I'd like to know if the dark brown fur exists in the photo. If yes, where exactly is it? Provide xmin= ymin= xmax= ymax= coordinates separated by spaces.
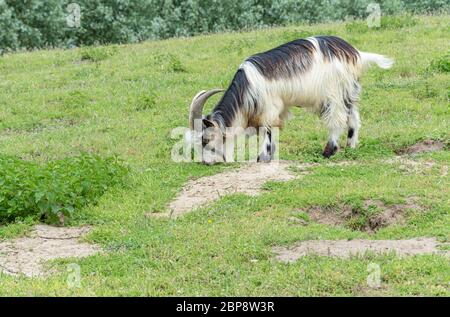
xmin=246 ymin=39 xmax=315 ymax=79
xmin=316 ymin=36 xmax=360 ymax=65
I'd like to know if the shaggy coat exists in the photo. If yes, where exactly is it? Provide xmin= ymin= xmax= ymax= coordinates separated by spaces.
xmin=197 ymin=36 xmax=393 ymax=161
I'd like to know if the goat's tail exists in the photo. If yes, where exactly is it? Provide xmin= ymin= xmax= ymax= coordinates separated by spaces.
xmin=359 ymin=51 xmax=394 ymax=70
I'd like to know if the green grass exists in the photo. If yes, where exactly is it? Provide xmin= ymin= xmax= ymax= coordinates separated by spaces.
xmin=0 ymin=15 xmax=449 ymax=296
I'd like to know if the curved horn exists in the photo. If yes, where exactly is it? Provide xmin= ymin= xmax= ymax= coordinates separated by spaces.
xmin=189 ymin=89 xmax=225 ymax=130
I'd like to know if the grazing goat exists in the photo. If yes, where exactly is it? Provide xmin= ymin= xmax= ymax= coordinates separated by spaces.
xmin=188 ymin=36 xmax=393 ymax=164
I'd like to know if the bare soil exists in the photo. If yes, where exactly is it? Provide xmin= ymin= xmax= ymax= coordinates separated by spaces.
xmin=305 ymin=205 xmax=348 ymax=226
xmin=352 ymin=284 xmax=392 ymax=297
xmin=162 ymin=161 xmax=308 ymax=218
xmin=0 ymin=225 xmax=101 ymax=277
xmin=297 ymin=198 xmax=422 ymax=233
xmin=273 ymin=238 xmax=449 ymax=262
xmin=148 ymin=160 xmax=354 ymax=218
xmin=396 ymin=139 xmax=445 ymax=155
xmin=385 ymin=156 xmax=437 ymax=174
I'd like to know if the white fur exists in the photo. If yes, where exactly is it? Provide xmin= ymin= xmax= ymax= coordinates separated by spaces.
xmin=236 ymin=38 xmax=393 ymax=148
xmin=360 ymin=52 xmax=394 ymax=70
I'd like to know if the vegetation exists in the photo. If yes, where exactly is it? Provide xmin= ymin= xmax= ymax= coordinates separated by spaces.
xmin=0 ymin=0 xmax=449 ymax=53
xmin=0 ymin=15 xmax=448 ymax=296
xmin=0 ymin=154 xmax=128 ymax=224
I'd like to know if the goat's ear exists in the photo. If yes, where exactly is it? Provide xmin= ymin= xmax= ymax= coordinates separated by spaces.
xmin=202 ymin=118 xmax=215 ymax=128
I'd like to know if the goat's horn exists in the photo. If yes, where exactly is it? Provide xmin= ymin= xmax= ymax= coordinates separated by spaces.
xmin=189 ymin=89 xmax=225 ymax=130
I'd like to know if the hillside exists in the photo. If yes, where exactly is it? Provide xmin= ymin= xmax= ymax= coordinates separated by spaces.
xmin=0 ymin=15 xmax=449 ymax=296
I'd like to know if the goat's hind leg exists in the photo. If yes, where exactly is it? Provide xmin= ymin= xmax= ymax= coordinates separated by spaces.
xmin=347 ymin=106 xmax=360 ymax=148
xmin=345 ymin=82 xmax=361 ymax=148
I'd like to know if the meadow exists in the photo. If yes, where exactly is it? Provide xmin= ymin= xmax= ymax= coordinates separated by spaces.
xmin=0 ymin=15 xmax=448 ymax=296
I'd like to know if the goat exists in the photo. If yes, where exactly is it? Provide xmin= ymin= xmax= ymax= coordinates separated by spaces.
xmin=188 ymin=36 xmax=393 ymax=164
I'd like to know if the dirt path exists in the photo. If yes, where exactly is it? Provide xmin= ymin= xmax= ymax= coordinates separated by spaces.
xmin=0 ymin=225 xmax=101 ymax=277
xmin=273 ymin=238 xmax=449 ymax=262
xmin=152 ymin=139 xmax=446 ymax=218
xmin=166 ymin=161 xmax=310 ymax=218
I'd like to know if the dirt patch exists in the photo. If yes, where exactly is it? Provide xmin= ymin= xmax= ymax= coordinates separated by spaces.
xmin=358 ymin=199 xmax=411 ymax=232
xmin=396 ymin=140 xmax=445 ymax=155
xmin=273 ymin=238 xmax=449 ymax=262
xmin=296 ymin=198 xmax=421 ymax=233
xmin=0 ymin=225 xmax=101 ymax=277
xmin=386 ymin=139 xmax=446 ymax=173
xmin=352 ymin=285 xmax=391 ymax=297
xmin=305 ymin=205 xmax=348 ymax=227
xmin=385 ymin=156 xmax=437 ymax=174
xmin=148 ymin=160 xmax=356 ymax=219
xmin=165 ymin=161 xmax=305 ymax=218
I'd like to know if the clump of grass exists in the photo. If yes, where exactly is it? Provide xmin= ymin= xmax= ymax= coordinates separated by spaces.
xmin=135 ymin=92 xmax=157 ymax=111
xmin=293 ymin=211 xmax=310 ymax=222
xmin=152 ymin=53 xmax=186 ymax=72
xmin=80 ymin=45 xmax=118 ymax=62
xmin=0 ymin=154 xmax=128 ymax=225
xmin=413 ymin=82 xmax=439 ymax=100
xmin=0 ymin=217 xmax=34 ymax=239
xmin=62 ymin=90 xmax=91 ymax=109
xmin=168 ymin=54 xmax=186 ymax=72
xmin=427 ymin=53 xmax=450 ymax=73
xmin=345 ymin=201 xmax=381 ymax=232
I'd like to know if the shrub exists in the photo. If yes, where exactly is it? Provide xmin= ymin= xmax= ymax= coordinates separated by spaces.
xmin=0 ymin=154 xmax=128 ymax=224
xmin=0 ymin=0 xmax=66 ymax=54
xmin=0 ymin=0 xmax=449 ymax=53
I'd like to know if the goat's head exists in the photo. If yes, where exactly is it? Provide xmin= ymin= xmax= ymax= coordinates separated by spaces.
xmin=189 ymin=89 xmax=225 ymax=165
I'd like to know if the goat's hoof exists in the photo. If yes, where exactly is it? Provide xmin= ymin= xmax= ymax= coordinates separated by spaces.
xmin=257 ymin=154 xmax=272 ymax=163
xmin=346 ymin=140 xmax=358 ymax=149
xmin=323 ymin=142 xmax=338 ymax=158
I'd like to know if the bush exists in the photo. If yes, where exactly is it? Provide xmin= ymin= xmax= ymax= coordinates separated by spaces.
xmin=0 ymin=0 xmax=66 ymax=54
xmin=0 ymin=154 xmax=128 ymax=224
xmin=0 ymin=0 xmax=449 ymax=53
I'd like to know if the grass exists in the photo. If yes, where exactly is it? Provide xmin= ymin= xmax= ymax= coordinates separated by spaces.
xmin=0 ymin=15 xmax=449 ymax=296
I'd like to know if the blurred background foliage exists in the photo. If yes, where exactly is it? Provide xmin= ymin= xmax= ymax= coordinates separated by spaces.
xmin=0 ymin=0 xmax=449 ymax=53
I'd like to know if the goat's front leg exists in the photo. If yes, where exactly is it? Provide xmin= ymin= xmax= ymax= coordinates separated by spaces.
xmin=321 ymin=100 xmax=347 ymax=158
xmin=323 ymin=125 xmax=344 ymax=158
xmin=257 ymin=127 xmax=274 ymax=163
